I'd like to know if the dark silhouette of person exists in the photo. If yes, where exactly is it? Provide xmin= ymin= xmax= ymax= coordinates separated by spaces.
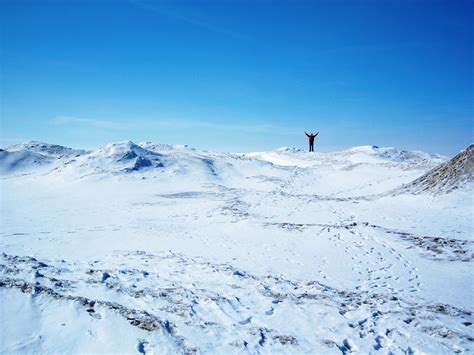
xmin=305 ymin=131 xmax=319 ymax=152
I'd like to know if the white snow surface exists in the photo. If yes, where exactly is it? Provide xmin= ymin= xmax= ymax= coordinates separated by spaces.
xmin=0 ymin=141 xmax=472 ymax=354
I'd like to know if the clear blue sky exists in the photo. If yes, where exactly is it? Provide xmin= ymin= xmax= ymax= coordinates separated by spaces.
xmin=1 ymin=0 xmax=472 ymax=155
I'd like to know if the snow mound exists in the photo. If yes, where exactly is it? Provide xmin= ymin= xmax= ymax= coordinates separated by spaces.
xmin=274 ymin=146 xmax=306 ymax=153
xmin=346 ymin=145 xmax=382 ymax=153
xmin=139 ymin=142 xmax=179 ymax=151
xmin=0 ymin=149 xmax=53 ymax=174
xmin=0 ymin=141 xmax=87 ymax=175
xmin=341 ymin=145 xmax=444 ymax=163
xmin=245 ymin=145 xmax=444 ymax=169
xmin=138 ymin=142 xmax=192 ymax=153
xmin=5 ymin=140 xmax=87 ymax=158
xmin=9 ymin=140 xmax=222 ymax=179
xmin=90 ymin=141 xmax=150 ymax=160
xmin=0 ymin=140 xmax=447 ymax=184
xmin=77 ymin=141 xmax=164 ymax=174
xmin=324 ymin=146 xmax=445 ymax=171
xmin=395 ymin=144 xmax=474 ymax=194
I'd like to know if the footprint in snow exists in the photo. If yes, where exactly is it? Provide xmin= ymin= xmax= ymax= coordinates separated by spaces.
xmin=265 ymin=308 xmax=274 ymax=316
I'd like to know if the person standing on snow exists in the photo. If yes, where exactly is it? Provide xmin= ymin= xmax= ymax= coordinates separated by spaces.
xmin=305 ymin=131 xmax=319 ymax=152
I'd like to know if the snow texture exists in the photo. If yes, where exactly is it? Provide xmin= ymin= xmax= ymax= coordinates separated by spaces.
xmin=394 ymin=144 xmax=474 ymax=195
xmin=0 ymin=141 xmax=472 ymax=354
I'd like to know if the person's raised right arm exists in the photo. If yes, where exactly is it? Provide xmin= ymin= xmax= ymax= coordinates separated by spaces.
xmin=305 ymin=132 xmax=310 ymax=137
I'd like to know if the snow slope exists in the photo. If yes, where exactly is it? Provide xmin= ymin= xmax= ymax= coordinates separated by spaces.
xmin=0 ymin=141 xmax=472 ymax=354
xmin=394 ymin=144 xmax=474 ymax=195
xmin=0 ymin=141 xmax=87 ymax=176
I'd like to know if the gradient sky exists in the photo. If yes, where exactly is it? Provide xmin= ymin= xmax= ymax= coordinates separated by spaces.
xmin=1 ymin=0 xmax=472 ymax=154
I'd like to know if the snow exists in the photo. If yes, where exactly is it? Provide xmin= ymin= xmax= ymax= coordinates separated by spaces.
xmin=5 ymin=140 xmax=87 ymax=158
xmin=394 ymin=144 xmax=474 ymax=195
xmin=0 ymin=141 xmax=472 ymax=354
xmin=0 ymin=150 xmax=53 ymax=175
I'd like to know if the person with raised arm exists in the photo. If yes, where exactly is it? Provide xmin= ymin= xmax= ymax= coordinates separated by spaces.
xmin=305 ymin=131 xmax=319 ymax=152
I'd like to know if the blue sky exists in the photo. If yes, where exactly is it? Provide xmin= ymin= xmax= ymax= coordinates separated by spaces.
xmin=1 ymin=0 xmax=472 ymax=154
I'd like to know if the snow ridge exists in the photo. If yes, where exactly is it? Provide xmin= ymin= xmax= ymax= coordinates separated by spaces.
xmin=395 ymin=144 xmax=474 ymax=195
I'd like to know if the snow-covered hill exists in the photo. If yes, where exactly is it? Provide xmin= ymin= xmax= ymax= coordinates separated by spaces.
xmin=5 ymin=140 xmax=87 ymax=158
xmin=0 ymin=149 xmax=54 ymax=174
xmin=246 ymin=145 xmax=444 ymax=169
xmin=394 ymin=144 xmax=474 ymax=195
xmin=0 ymin=141 xmax=472 ymax=353
xmin=64 ymin=140 xmax=166 ymax=175
xmin=1 ymin=141 xmax=447 ymax=190
xmin=0 ymin=141 xmax=87 ymax=175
